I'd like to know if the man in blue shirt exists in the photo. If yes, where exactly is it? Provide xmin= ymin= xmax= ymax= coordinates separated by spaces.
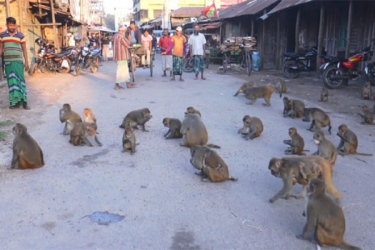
xmin=126 ymin=21 xmax=141 ymax=45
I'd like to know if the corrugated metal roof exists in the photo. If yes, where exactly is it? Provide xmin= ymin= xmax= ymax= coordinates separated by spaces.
xmin=170 ymin=7 xmax=204 ymax=18
xmin=268 ymin=0 xmax=315 ymax=14
xmin=218 ymin=0 xmax=280 ymax=19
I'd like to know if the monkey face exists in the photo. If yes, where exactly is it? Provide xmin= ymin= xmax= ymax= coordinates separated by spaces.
xmin=12 ymin=123 xmax=27 ymax=135
xmin=268 ymin=158 xmax=281 ymax=177
xmin=287 ymin=100 xmax=293 ymax=108
xmin=307 ymin=179 xmax=326 ymax=196
xmin=288 ymin=128 xmax=296 ymax=137
xmin=162 ymin=118 xmax=169 ymax=127
xmin=125 ymin=127 xmax=133 ymax=137
xmin=63 ymin=104 xmax=71 ymax=111
xmin=143 ymin=111 xmax=152 ymax=121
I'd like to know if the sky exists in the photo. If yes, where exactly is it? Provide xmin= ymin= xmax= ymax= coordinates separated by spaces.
xmin=104 ymin=0 xmax=132 ymax=15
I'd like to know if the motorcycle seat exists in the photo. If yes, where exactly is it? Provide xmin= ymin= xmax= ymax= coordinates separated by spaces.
xmin=284 ymin=52 xmax=304 ymax=59
xmin=53 ymin=50 xmax=71 ymax=58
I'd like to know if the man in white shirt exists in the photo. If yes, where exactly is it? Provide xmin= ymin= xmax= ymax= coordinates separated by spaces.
xmin=141 ymin=30 xmax=152 ymax=68
xmin=188 ymin=24 xmax=207 ymax=80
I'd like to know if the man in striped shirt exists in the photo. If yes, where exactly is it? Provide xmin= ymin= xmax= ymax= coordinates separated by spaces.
xmin=0 ymin=17 xmax=30 ymax=109
xmin=113 ymin=25 xmax=136 ymax=90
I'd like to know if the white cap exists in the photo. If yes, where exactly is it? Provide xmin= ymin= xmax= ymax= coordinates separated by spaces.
xmin=176 ymin=26 xmax=182 ymax=31
xmin=67 ymin=33 xmax=72 ymax=36
xmin=119 ymin=25 xmax=126 ymax=31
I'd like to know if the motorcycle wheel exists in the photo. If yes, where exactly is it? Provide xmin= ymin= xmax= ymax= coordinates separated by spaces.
xmin=29 ymin=63 xmax=38 ymax=76
xmin=90 ymin=65 xmax=98 ymax=73
xmin=366 ymin=66 xmax=375 ymax=86
xmin=74 ymin=64 xmax=81 ymax=76
xmin=183 ymin=58 xmax=194 ymax=73
xmin=323 ymin=65 xmax=345 ymax=89
xmin=282 ymin=61 xmax=300 ymax=78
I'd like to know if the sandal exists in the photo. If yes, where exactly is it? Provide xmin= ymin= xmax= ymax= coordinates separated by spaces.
xmin=9 ymin=103 xmax=20 ymax=109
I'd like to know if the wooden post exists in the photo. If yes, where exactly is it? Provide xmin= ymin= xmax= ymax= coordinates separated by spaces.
xmin=276 ymin=13 xmax=280 ymax=69
xmin=5 ymin=0 xmax=11 ymax=18
xmin=316 ymin=3 xmax=325 ymax=74
xmin=19 ymin=0 xmax=23 ymax=32
xmin=345 ymin=0 xmax=353 ymax=58
xmin=251 ymin=17 xmax=254 ymax=36
xmin=295 ymin=7 xmax=300 ymax=53
xmin=50 ymin=0 xmax=59 ymax=52
xmin=261 ymin=10 xmax=266 ymax=70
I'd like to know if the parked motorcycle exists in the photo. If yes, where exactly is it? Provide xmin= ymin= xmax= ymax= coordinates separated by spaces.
xmin=29 ymin=38 xmax=73 ymax=76
xmin=73 ymin=45 xmax=101 ymax=76
xmin=322 ymin=46 xmax=373 ymax=89
xmin=365 ymin=61 xmax=375 ymax=85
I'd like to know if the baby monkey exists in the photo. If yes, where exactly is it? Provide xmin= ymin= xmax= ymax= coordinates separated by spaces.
xmin=122 ymin=126 xmax=136 ymax=155
xmin=163 ymin=118 xmax=183 ymax=139
xmin=283 ymin=127 xmax=306 ymax=155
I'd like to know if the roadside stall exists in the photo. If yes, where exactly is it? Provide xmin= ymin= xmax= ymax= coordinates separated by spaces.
xmin=88 ymin=26 xmax=116 ymax=59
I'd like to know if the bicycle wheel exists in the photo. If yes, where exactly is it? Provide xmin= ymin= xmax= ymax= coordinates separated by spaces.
xmin=222 ymin=54 xmax=228 ymax=73
xmin=246 ymin=52 xmax=252 ymax=76
xmin=130 ymin=58 xmax=136 ymax=83
xmin=150 ymin=56 xmax=153 ymax=77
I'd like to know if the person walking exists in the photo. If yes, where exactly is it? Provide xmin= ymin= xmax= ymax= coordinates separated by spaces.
xmin=162 ymin=26 xmax=186 ymax=81
xmin=141 ymin=30 xmax=152 ymax=69
xmin=101 ymin=33 xmax=110 ymax=62
xmin=188 ymin=24 xmax=207 ymax=80
xmin=0 ymin=17 xmax=30 ymax=110
xmin=158 ymin=29 xmax=172 ymax=77
xmin=112 ymin=25 xmax=135 ymax=90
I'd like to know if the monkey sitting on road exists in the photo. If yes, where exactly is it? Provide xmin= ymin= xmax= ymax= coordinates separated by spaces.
xmin=190 ymin=145 xmax=237 ymax=182
xmin=284 ymin=99 xmax=305 ymax=118
xmin=275 ymin=78 xmax=287 ymax=98
xmin=238 ymin=115 xmax=263 ymax=140
xmin=283 ymin=127 xmax=306 ymax=155
xmin=336 ymin=124 xmax=372 ymax=156
xmin=185 ymin=107 xmax=201 ymax=117
xmin=283 ymin=97 xmax=291 ymax=115
xmin=296 ymin=178 xmax=362 ymax=250
xmin=180 ymin=114 xmax=220 ymax=148
xmin=119 ymin=108 xmax=152 ymax=132
xmin=122 ymin=126 xmax=136 ymax=155
xmin=70 ymin=122 xmax=102 ymax=147
xmin=302 ymin=108 xmax=332 ymax=134
xmin=244 ymin=85 xmax=275 ymax=106
xmin=11 ymin=123 xmax=44 ymax=169
xmin=163 ymin=118 xmax=183 ymax=139
xmin=319 ymin=87 xmax=329 ymax=102
xmin=233 ymin=81 xmax=255 ymax=96
xmin=59 ymin=103 xmax=82 ymax=135
xmin=362 ymin=81 xmax=372 ymax=100
xmin=312 ymin=130 xmax=337 ymax=166
xmin=268 ymin=156 xmax=341 ymax=203
xmin=83 ymin=108 xmax=97 ymax=123
xmin=357 ymin=105 xmax=374 ymax=125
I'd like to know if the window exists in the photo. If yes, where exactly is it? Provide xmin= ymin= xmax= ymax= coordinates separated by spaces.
xmin=154 ymin=9 xmax=162 ymax=18
xmin=140 ymin=10 xmax=148 ymax=19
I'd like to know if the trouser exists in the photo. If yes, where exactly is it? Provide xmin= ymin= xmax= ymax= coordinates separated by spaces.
xmin=102 ymin=44 xmax=109 ymax=61
xmin=141 ymin=50 xmax=150 ymax=66
xmin=193 ymin=55 xmax=205 ymax=75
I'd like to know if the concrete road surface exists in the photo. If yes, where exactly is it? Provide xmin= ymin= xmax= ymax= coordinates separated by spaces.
xmin=0 ymin=57 xmax=374 ymax=250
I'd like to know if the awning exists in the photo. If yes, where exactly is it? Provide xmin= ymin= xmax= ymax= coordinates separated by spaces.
xmin=218 ymin=0 xmax=280 ymax=20
xmin=88 ymin=26 xmax=116 ymax=33
xmin=267 ymin=0 xmax=315 ymax=15
xmin=201 ymin=22 xmax=223 ymax=30
xmin=150 ymin=17 xmax=162 ymax=24
xmin=170 ymin=7 xmax=204 ymax=18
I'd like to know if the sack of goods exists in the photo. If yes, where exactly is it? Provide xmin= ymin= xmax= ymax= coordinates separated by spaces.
xmin=220 ymin=36 xmax=257 ymax=52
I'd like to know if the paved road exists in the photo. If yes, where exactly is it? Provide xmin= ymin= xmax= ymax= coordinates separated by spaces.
xmin=0 ymin=58 xmax=374 ymax=249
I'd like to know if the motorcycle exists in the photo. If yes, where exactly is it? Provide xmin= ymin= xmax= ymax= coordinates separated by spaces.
xmin=365 ymin=61 xmax=375 ymax=86
xmin=282 ymin=47 xmax=326 ymax=78
xmin=322 ymin=46 xmax=373 ymax=89
xmin=30 ymin=38 xmax=73 ymax=76
xmin=73 ymin=46 xmax=101 ymax=76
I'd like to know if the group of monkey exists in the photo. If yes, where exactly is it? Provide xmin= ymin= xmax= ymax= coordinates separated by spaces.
xmin=8 ymin=77 xmax=374 ymax=249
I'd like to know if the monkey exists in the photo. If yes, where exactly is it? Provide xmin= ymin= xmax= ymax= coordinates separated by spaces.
xmin=119 ymin=108 xmax=152 ymax=132
xmin=283 ymin=97 xmax=291 ymax=115
xmin=185 ymin=107 xmax=201 ymax=117
xmin=275 ymin=78 xmax=287 ymax=98
xmin=296 ymin=178 xmax=362 ymax=250
xmin=238 ymin=115 xmax=263 ymax=140
xmin=162 ymin=118 xmax=183 ymax=139
xmin=83 ymin=108 xmax=96 ymax=123
xmin=283 ymin=127 xmax=306 ymax=155
xmin=11 ymin=123 xmax=44 ymax=169
xmin=122 ymin=126 xmax=136 ymax=155
xmin=190 ymin=145 xmax=237 ymax=182
xmin=233 ymin=81 xmax=255 ymax=96
xmin=180 ymin=114 xmax=220 ymax=148
xmin=312 ymin=130 xmax=337 ymax=166
xmin=336 ymin=124 xmax=372 ymax=156
xmin=319 ymin=87 xmax=329 ymax=102
xmin=357 ymin=105 xmax=374 ymax=125
xmin=302 ymin=108 xmax=332 ymax=134
xmin=268 ymin=156 xmax=342 ymax=203
xmin=362 ymin=81 xmax=372 ymax=100
xmin=244 ymin=85 xmax=275 ymax=106
xmin=59 ymin=103 xmax=82 ymax=135
xmin=69 ymin=122 xmax=102 ymax=147
xmin=284 ymin=99 xmax=305 ymax=118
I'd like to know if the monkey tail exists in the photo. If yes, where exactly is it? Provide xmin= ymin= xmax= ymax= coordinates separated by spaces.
xmin=206 ymin=144 xmax=221 ymax=149
xmin=339 ymin=241 xmax=362 ymax=250
xmin=228 ymin=176 xmax=238 ymax=181
xmin=322 ymin=161 xmax=343 ymax=201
